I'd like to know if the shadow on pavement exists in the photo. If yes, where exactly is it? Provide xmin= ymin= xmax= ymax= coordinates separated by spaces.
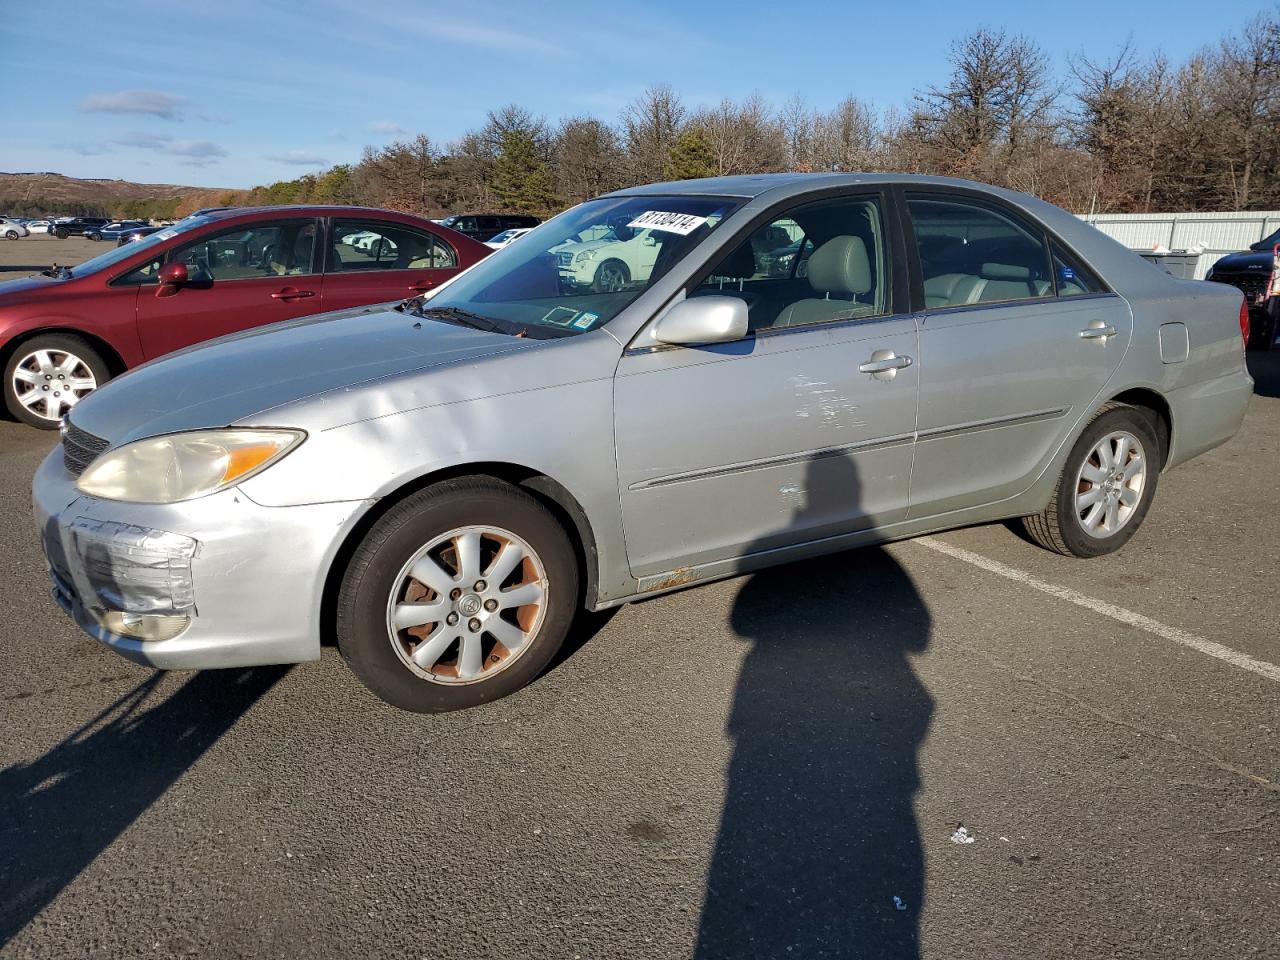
xmin=697 ymin=455 xmax=933 ymax=959
xmin=0 ymin=666 xmax=289 ymax=947
xmin=1246 ymin=350 xmax=1280 ymax=399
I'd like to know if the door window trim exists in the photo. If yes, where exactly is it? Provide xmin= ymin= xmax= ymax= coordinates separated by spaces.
xmin=896 ymin=184 xmax=1114 ymax=315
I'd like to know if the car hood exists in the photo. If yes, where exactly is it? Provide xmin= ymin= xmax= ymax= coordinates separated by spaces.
xmin=1212 ymin=250 xmax=1274 ymax=273
xmin=69 ymin=304 xmax=539 ymax=445
xmin=0 ymin=275 xmax=61 ymax=301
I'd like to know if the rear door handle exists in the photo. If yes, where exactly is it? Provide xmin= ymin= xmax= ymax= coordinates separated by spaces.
xmin=859 ymin=351 xmax=913 ymax=380
xmin=1079 ymin=322 xmax=1117 ymax=340
xmin=271 ymin=288 xmax=315 ymax=301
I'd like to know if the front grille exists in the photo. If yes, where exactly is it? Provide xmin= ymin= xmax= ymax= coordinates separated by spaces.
xmin=62 ymin=420 xmax=109 ymax=478
xmin=557 ymin=251 xmax=574 ymax=268
xmin=1209 ymin=271 xmax=1271 ymax=304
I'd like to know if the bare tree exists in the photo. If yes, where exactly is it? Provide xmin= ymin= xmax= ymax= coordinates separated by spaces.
xmin=622 ymin=85 xmax=686 ymax=183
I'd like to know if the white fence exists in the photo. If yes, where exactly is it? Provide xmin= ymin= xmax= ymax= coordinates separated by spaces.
xmin=1077 ymin=211 xmax=1280 ymax=280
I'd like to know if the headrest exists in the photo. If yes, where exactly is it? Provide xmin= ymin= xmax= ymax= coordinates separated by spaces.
xmin=981 ymin=262 xmax=1031 ymax=281
xmin=716 ymin=242 xmax=758 ymax=279
xmin=808 ymin=236 xmax=871 ymax=295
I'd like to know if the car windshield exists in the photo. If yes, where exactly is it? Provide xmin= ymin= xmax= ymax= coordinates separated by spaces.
xmin=420 ymin=194 xmax=739 ymax=336
xmin=63 ymin=215 xmax=213 ymax=278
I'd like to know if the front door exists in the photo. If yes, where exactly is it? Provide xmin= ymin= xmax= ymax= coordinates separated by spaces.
xmin=135 ymin=218 xmax=321 ymax=359
xmin=324 ymin=219 xmax=460 ymax=310
xmin=902 ymin=192 xmax=1134 ymax=517
xmin=614 ymin=191 xmax=919 ymax=580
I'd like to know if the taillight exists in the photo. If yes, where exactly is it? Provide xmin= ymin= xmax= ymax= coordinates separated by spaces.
xmin=1239 ymin=297 xmax=1250 ymax=348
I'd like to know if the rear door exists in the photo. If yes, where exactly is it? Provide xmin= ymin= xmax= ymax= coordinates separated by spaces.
xmin=134 ymin=218 xmax=321 ymax=359
xmin=323 ymin=219 xmax=459 ymax=310
xmin=903 ymin=190 xmax=1133 ymax=517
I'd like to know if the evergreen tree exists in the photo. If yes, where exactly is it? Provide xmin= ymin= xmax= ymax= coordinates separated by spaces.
xmin=493 ymin=130 xmax=558 ymax=213
xmin=663 ymin=126 xmax=716 ymax=180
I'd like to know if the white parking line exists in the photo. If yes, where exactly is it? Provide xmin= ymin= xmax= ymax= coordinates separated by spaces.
xmin=916 ymin=537 xmax=1280 ymax=684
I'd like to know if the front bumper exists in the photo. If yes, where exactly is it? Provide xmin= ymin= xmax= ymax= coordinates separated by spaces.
xmin=32 ymin=446 xmax=371 ymax=669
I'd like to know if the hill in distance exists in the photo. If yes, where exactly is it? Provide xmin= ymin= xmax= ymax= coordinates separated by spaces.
xmin=0 ymin=172 xmax=238 ymax=219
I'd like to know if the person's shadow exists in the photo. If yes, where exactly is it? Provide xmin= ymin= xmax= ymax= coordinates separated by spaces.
xmin=0 ymin=666 xmax=289 ymax=947
xmin=697 ymin=454 xmax=933 ymax=959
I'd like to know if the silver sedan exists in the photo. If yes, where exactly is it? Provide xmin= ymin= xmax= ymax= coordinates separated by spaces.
xmin=33 ymin=174 xmax=1253 ymax=712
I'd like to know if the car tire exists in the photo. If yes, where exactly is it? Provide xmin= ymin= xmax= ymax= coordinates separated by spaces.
xmin=1021 ymin=402 xmax=1160 ymax=558
xmin=592 ymin=259 xmax=630 ymax=293
xmin=3 ymin=333 xmax=110 ymax=429
xmin=3 ymin=230 xmax=17 ymax=240
xmin=1249 ymin=310 xmax=1277 ymax=351
xmin=53 ymin=228 xmax=68 ymax=239
xmin=336 ymin=477 xmax=579 ymax=712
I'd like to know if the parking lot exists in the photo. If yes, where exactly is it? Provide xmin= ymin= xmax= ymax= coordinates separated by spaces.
xmin=0 ymin=235 xmax=103 ymax=282
xmin=1 ymin=229 xmax=1278 ymax=956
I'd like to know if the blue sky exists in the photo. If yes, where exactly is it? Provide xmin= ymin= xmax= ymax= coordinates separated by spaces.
xmin=0 ymin=0 xmax=1269 ymax=189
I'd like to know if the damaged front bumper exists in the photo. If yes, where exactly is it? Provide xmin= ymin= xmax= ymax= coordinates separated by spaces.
xmin=32 ymin=445 xmax=370 ymax=669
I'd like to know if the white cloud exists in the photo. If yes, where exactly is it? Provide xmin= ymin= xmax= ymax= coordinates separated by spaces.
xmin=168 ymin=139 xmax=228 ymax=166
xmin=80 ymin=90 xmax=188 ymax=120
xmin=368 ymin=120 xmax=404 ymax=135
xmin=265 ymin=150 xmax=328 ymax=166
xmin=114 ymin=132 xmax=174 ymax=148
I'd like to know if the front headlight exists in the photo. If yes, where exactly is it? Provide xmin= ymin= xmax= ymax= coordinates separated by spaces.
xmin=76 ymin=428 xmax=305 ymax=503
xmin=575 ymin=249 xmax=598 ymax=263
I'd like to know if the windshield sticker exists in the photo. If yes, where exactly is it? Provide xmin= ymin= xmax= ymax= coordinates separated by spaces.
xmin=541 ymin=306 xmax=580 ymax=327
xmin=573 ymin=312 xmax=599 ymax=330
xmin=156 ymin=229 xmax=178 ymax=241
xmin=627 ymin=211 xmax=707 ymax=235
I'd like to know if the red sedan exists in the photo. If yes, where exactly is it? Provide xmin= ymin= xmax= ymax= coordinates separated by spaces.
xmin=0 ymin=206 xmax=491 ymax=428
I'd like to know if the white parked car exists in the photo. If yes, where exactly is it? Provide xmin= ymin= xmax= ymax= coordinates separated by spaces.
xmin=0 ymin=218 xmax=30 ymax=240
xmin=485 ymin=227 xmax=533 ymax=249
xmin=553 ymin=222 xmax=662 ymax=292
xmin=24 ymin=220 xmax=52 ymax=234
xmin=342 ymin=230 xmax=380 ymax=249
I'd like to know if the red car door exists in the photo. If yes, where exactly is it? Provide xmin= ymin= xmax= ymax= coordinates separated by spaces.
xmin=134 ymin=218 xmax=321 ymax=359
xmin=322 ymin=218 xmax=460 ymax=311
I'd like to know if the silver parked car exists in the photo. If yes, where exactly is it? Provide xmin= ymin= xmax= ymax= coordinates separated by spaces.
xmin=33 ymin=174 xmax=1253 ymax=712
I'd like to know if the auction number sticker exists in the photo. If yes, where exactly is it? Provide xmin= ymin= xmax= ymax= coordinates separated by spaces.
xmin=627 ymin=211 xmax=707 ymax=235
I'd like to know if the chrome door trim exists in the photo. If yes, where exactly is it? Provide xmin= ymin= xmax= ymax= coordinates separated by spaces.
xmin=915 ymin=407 xmax=1069 ymax=442
xmin=629 ymin=432 xmax=916 ymax=490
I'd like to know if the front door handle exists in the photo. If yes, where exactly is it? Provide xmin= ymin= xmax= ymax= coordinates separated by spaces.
xmin=859 ymin=350 xmax=913 ymax=381
xmin=408 ymin=280 xmax=437 ymax=293
xmin=271 ymin=288 xmax=315 ymax=301
xmin=1079 ymin=321 xmax=1117 ymax=340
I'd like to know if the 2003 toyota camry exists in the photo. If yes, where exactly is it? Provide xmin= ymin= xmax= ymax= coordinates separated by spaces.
xmin=33 ymin=174 xmax=1253 ymax=712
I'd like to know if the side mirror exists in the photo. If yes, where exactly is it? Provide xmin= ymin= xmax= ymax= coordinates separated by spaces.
xmin=156 ymin=262 xmax=189 ymax=298
xmin=652 ymin=296 xmax=748 ymax=346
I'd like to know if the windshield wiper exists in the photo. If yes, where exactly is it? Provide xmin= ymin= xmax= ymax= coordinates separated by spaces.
xmin=40 ymin=265 xmax=73 ymax=279
xmin=418 ymin=305 xmax=501 ymax=333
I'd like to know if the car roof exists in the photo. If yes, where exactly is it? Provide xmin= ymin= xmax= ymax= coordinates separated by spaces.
xmin=199 ymin=205 xmax=438 ymax=222
xmin=603 ymin=172 xmax=1033 ymax=201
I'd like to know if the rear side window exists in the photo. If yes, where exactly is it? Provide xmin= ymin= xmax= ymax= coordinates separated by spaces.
xmin=907 ymin=195 xmax=1053 ymax=308
xmin=331 ymin=220 xmax=457 ymax=271
xmin=1050 ymin=240 xmax=1104 ymax=296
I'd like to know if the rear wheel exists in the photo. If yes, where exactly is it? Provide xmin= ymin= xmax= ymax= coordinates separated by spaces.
xmin=3 ymin=230 xmax=17 ymax=240
xmin=336 ymin=477 xmax=579 ymax=712
xmin=1021 ymin=403 xmax=1160 ymax=557
xmin=53 ymin=228 xmax=68 ymax=239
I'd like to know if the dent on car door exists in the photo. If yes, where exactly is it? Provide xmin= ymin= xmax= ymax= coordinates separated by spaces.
xmin=614 ymin=192 xmax=918 ymax=582
xmin=904 ymin=193 xmax=1133 ymax=517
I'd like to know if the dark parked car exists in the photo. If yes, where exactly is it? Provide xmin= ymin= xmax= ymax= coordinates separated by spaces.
xmin=438 ymin=213 xmax=540 ymax=243
xmin=51 ymin=217 xmax=110 ymax=239
xmin=1 ymin=206 xmax=491 ymax=427
xmin=1207 ymin=228 xmax=1279 ymax=350
xmin=86 ymin=220 xmax=148 ymax=242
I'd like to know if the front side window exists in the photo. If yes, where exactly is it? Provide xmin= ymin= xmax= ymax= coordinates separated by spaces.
xmin=908 ymin=195 xmax=1053 ymax=308
xmin=417 ymin=194 xmax=740 ymax=337
xmin=693 ymin=196 xmax=889 ymax=332
xmin=170 ymin=220 xmax=317 ymax=281
xmin=331 ymin=220 xmax=456 ymax=272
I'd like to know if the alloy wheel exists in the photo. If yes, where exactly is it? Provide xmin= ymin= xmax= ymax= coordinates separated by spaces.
xmin=1074 ymin=430 xmax=1147 ymax=538
xmin=10 ymin=348 xmax=98 ymax=422
xmin=385 ymin=525 xmax=548 ymax=684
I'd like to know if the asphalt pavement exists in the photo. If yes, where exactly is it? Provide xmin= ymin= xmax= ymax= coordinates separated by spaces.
xmin=1 ymin=353 xmax=1277 ymax=959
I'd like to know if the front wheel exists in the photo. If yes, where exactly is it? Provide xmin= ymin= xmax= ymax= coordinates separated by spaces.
xmin=3 ymin=333 xmax=109 ymax=429
xmin=3 ymin=230 xmax=17 ymax=240
xmin=592 ymin=259 xmax=630 ymax=293
xmin=1249 ymin=309 xmax=1277 ymax=352
xmin=1021 ymin=403 xmax=1160 ymax=557
xmin=336 ymin=477 xmax=579 ymax=712
xmin=53 ymin=228 xmax=68 ymax=239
